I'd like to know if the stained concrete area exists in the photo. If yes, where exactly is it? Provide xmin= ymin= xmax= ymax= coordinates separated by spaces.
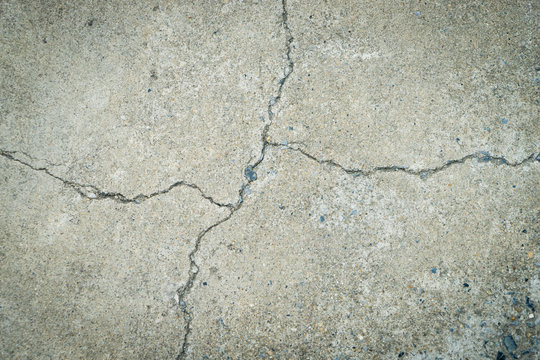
xmin=0 ymin=0 xmax=538 ymax=359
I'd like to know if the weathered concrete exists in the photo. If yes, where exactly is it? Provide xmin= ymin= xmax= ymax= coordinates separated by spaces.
xmin=269 ymin=0 xmax=539 ymax=170
xmin=0 ymin=0 xmax=285 ymax=205
xmin=0 ymin=157 xmax=229 ymax=358
xmin=0 ymin=0 xmax=538 ymax=359
xmin=186 ymin=147 xmax=539 ymax=358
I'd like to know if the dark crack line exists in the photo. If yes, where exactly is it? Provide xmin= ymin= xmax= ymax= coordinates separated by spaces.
xmin=267 ymin=143 xmax=540 ymax=178
xmin=0 ymin=150 xmax=233 ymax=209
xmin=175 ymin=1 xmax=295 ymax=358
xmin=174 ymin=143 xmax=538 ymax=358
xmin=247 ymin=0 xmax=294 ymax=175
xmin=175 ymin=210 xmax=233 ymax=360
xmin=3 ymin=0 xmax=537 ymax=357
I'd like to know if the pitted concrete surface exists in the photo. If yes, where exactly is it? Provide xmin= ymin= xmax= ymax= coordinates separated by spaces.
xmin=0 ymin=1 xmax=538 ymax=359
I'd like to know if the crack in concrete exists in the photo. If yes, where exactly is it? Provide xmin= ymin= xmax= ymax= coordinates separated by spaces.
xmin=174 ymin=209 xmax=234 ymax=359
xmin=0 ymin=150 xmax=233 ymax=209
xmin=2 ymin=1 xmax=538 ymax=357
xmin=267 ymin=143 xmax=540 ymax=178
xmin=175 ymin=1 xmax=295 ymax=358
xmin=248 ymin=0 xmax=294 ymax=175
xmin=173 ymin=140 xmax=538 ymax=358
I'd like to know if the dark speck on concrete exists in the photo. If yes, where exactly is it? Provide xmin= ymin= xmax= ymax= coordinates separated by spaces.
xmin=503 ymin=334 xmax=517 ymax=353
xmin=147 ymin=88 xmax=151 ymax=92
xmin=496 ymin=351 xmax=506 ymax=360
xmin=202 ymin=282 xmax=207 ymax=286
xmin=521 ymin=229 xmax=527 ymax=233
xmin=463 ymin=283 xmax=469 ymax=287
xmin=86 ymin=19 xmax=94 ymax=26
xmin=525 ymin=296 xmax=534 ymax=312
xmin=244 ymin=166 xmax=257 ymax=182
xmin=398 ymin=352 xmax=405 ymax=358
xmin=320 ymin=216 xmax=325 ymax=222
xmin=431 ymin=267 xmax=437 ymax=274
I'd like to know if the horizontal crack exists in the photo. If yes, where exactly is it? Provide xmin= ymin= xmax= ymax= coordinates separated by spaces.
xmin=268 ymin=143 xmax=540 ymax=177
xmin=0 ymin=150 xmax=233 ymax=209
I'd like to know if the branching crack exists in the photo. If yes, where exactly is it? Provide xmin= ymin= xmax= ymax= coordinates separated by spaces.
xmin=267 ymin=143 xmax=540 ymax=178
xmin=0 ymin=150 xmax=233 ymax=209
xmin=2 ymin=1 xmax=538 ymax=358
xmin=175 ymin=1 xmax=295 ymax=358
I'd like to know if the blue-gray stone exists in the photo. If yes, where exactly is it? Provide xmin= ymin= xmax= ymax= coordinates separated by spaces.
xmin=503 ymin=335 xmax=517 ymax=353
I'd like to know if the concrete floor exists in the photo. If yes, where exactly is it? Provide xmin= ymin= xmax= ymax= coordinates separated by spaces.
xmin=1 ymin=1 xmax=538 ymax=359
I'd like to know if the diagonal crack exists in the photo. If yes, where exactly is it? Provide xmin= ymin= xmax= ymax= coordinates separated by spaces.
xmin=174 ymin=1 xmax=295 ymax=359
xmin=0 ymin=149 xmax=233 ymax=209
xmin=267 ymin=143 xmax=540 ymax=178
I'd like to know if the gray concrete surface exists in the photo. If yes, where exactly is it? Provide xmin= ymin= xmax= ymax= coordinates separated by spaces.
xmin=0 ymin=0 xmax=538 ymax=359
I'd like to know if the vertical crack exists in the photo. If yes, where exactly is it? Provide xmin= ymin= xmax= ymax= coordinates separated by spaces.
xmin=175 ymin=209 xmax=234 ymax=360
xmin=249 ymin=0 xmax=295 ymax=174
xmin=175 ymin=1 xmax=295 ymax=358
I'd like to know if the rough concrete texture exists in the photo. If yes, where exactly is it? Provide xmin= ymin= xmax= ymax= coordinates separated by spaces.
xmin=0 ymin=0 xmax=538 ymax=359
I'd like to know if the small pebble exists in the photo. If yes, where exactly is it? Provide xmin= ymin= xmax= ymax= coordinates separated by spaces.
xmin=431 ymin=267 xmax=437 ymax=274
xmin=503 ymin=334 xmax=517 ymax=353
xmin=501 ymin=118 xmax=508 ymax=124
xmin=244 ymin=166 xmax=257 ymax=182
xmin=525 ymin=297 xmax=534 ymax=312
